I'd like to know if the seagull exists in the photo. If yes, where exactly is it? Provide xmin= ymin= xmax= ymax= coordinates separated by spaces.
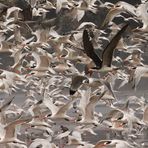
xmin=132 ymin=66 xmax=148 ymax=89
xmin=48 ymin=27 xmax=77 ymax=58
xmin=103 ymin=1 xmax=148 ymax=31
xmin=0 ymin=69 xmax=26 ymax=94
xmin=108 ymin=101 xmax=145 ymax=131
xmin=100 ymin=107 xmax=123 ymax=124
xmin=123 ymin=49 xmax=143 ymax=68
xmin=94 ymin=139 xmax=134 ymax=148
xmin=70 ymin=0 xmax=98 ymax=22
xmin=108 ymin=120 xmax=128 ymax=132
xmin=101 ymin=5 xmax=126 ymax=28
xmin=10 ymin=48 xmax=28 ymax=74
xmin=82 ymin=24 xmax=128 ymax=72
xmin=27 ymin=115 xmax=53 ymax=137
xmin=27 ymin=51 xmax=55 ymax=77
xmin=0 ymin=116 xmax=32 ymax=146
xmin=77 ymin=89 xmax=106 ymax=124
xmin=56 ymin=126 xmax=91 ymax=147
xmin=66 ymin=130 xmax=86 ymax=146
xmin=101 ymin=1 xmax=137 ymax=27
xmin=0 ymin=0 xmax=147 ymax=147
xmin=32 ymin=28 xmax=49 ymax=43
xmin=43 ymin=90 xmax=77 ymax=121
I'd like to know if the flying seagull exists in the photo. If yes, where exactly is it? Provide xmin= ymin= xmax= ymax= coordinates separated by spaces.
xmin=0 ymin=96 xmax=15 ymax=112
xmin=82 ymin=24 xmax=128 ymax=72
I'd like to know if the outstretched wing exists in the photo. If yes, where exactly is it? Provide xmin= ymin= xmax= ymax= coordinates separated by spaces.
xmin=83 ymin=29 xmax=102 ymax=68
xmin=102 ymin=24 xmax=128 ymax=67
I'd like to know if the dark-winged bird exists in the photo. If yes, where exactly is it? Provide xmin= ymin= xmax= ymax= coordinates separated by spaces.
xmin=83 ymin=24 xmax=128 ymax=72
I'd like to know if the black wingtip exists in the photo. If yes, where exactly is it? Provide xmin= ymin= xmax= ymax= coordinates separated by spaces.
xmin=70 ymin=89 xmax=76 ymax=95
xmin=36 ymin=99 xmax=43 ymax=105
xmin=83 ymin=29 xmax=90 ymax=42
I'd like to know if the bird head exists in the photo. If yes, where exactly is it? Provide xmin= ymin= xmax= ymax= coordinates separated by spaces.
xmin=94 ymin=140 xmax=112 ymax=147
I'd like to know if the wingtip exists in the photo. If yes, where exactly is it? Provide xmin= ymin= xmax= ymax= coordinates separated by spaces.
xmin=36 ymin=99 xmax=43 ymax=105
xmin=83 ymin=29 xmax=90 ymax=45
xmin=83 ymin=29 xmax=89 ymax=39
xmin=69 ymin=89 xmax=76 ymax=95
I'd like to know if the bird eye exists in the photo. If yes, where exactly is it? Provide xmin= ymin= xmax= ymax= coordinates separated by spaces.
xmin=122 ymin=122 xmax=126 ymax=125
xmin=36 ymin=144 xmax=42 ymax=148
xmin=83 ymin=79 xmax=89 ymax=83
xmin=64 ymin=118 xmax=69 ymax=121
xmin=105 ymin=141 xmax=111 ymax=144
xmin=115 ymin=4 xmax=121 ymax=8
xmin=47 ymin=113 xmax=52 ymax=117
xmin=76 ymin=118 xmax=81 ymax=122
xmin=117 ymin=116 xmax=122 ymax=120
xmin=74 ymin=3 xmax=79 ymax=7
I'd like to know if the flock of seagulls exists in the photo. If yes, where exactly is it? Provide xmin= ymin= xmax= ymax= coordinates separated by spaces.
xmin=0 ymin=0 xmax=148 ymax=147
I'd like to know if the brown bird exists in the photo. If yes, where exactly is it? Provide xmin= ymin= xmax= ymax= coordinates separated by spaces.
xmin=82 ymin=24 xmax=128 ymax=72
